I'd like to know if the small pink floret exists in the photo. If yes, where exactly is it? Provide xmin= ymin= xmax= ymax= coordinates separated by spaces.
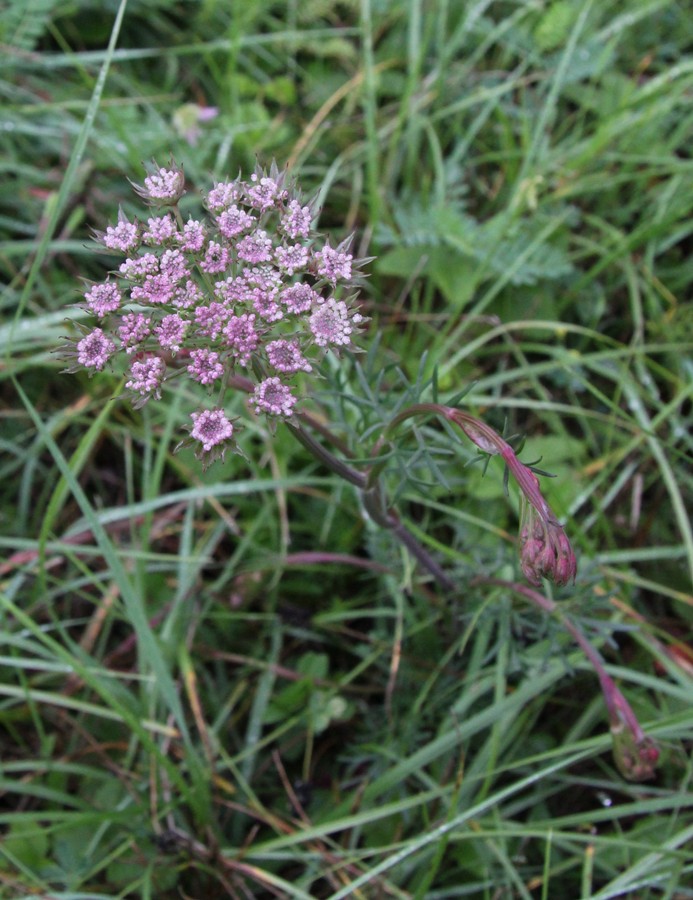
xmin=188 ymin=348 xmax=225 ymax=385
xmin=84 ymin=282 xmax=121 ymax=317
xmin=126 ymin=356 xmax=166 ymax=397
xmin=190 ymin=408 xmax=234 ymax=451
xmin=280 ymin=199 xmax=312 ymax=240
xmin=237 ymin=230 xmax=273 ymax=264
xmin=316 ymin=243 xmax=353 ymax=282
xmin=252 ymin=377 xmax=296 ymax=417
xmin=309 ymin=298 xmax=353 ymax=347
xmin=155 ymin=313 xmax=188 ymax=352
xmin=77 ymin=328 xmax=116 ymax=370
xmin=142 ymin=166 xmax=185 ymax=201
xmin=266 ymin=339 xmax=312 ymax=374
xmin=103 ymin=217 xmax=138 ymax=252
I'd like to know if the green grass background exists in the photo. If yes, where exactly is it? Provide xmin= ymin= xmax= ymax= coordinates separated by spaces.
xmin=1 ymin=0 xmax=692 ymax=897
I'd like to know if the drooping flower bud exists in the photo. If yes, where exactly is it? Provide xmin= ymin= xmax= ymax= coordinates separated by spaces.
xmin=519 ymin=495 xmax=577 ymax=587
xmin=443 ymin=407 xmax=577 ymax=587
xmin=610 ymin=719 xmax=660 ymax=782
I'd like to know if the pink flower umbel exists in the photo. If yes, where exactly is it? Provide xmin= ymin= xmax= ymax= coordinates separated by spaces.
xmin=96 ymin=208 xmax=139 ymax=252
xmin=125 ymin=356 xmax=166 ymax=406
xmin=309 ymin=298 xmax=364 ymax=348
xmin=266 ymin=339 xmax=312 ymax=374
xmin=315 ymin=239 xmax=354 ymax=282
xmin=187 ymin=349 xmax=224 ymax=385
xmin=84 ymin=281 xmax=122 ymax=318
xmin=191 ymin=408 xmax=234 ymax=451
xmin=119 ymin=313 xmax=152 ymax=352
xmin=64 ymin=159 xmax=369 ymax=465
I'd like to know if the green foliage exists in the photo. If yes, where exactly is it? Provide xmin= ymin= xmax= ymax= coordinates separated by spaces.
xmin=377 ymin=202 xmax=575 ymax=308
xmin=0 ymin=0 xmax=60 ymax=51
xmin=1 ymin=0 xmax=692 ymax=896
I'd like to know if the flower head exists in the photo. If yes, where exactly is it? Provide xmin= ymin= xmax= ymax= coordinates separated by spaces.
xmin=315 ymin=240 xmax=353 ymax=282
xmin=223 ymin=313 xmax=260 ymax=366
xmin=155 ymin=313 xmax=188 ymax=352
xmin=76 ymin=328 xmax=116 ymax=371
xmin=119 ymin=253 xmax=159 ymax=280
xmin=252 ymin=377 xmax=297 ymax=417
xmin=266 ymin=339 xmax=312 ymax=374
xmin=143 ymin=214 xmax=179 ymax=245
xmin=65 ymin=160 xmax=369 ymax=462
xmin=281 ymin=282 xmax=318 ymax=315
xmin=119 ymin=313 xmax=152 ymax=352
xmin=131 ymin=274 xmax=176 ymax=306
xmin=246 ymin=171 xmax=287 ymax=211
xmin=309 ymin=297 xmax=364 ymax=348
xmin=187 ymin=348 xmax=225 ymax=386
xmin=84 ymin=281 xmax=122 ymax=318
xmin=216 ymin=206 xmax=254 ymax=239
xmin=275 ymin=242 xmax=310 ymax=275
xmin=280 ymin=199 xmax=313 ymax=240
xmin=206 ymin=180 xmax=240 ymax=212
xmin=201 ymin=241 xmax=230 ymax=274
xmin=237 ymin=229 xmax=273 ymax=264
xmin=191 ymin=407 xmax=234 ymax=451
xmin=186 ymin=408 xmax=237 ymax=468
xmin=97 ymin=209 xmax=139 ymax=253
xmin=133 ymin=162 xmax=186 ymax=205
xmin=125 ymin=356 xmax=166 ymax=404
xmin=178 ymin=219 xmax=206 ymax=252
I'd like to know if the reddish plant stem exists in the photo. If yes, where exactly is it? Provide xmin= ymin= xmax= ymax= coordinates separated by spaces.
xmin=382 ymin=403 xmax=577 ymax=586
xmin=474 ymin=576 xmax=659 ymax=781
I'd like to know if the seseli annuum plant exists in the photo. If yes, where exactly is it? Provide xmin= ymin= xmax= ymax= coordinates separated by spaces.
xmin=63 ymin=161 xmax=658 ymax=780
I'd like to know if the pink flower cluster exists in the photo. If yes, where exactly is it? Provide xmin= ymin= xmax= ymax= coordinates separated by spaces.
xmin=66 ymin=162 xmax=367 ymax=465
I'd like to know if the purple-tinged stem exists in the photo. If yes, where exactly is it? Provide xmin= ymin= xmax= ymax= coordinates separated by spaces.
xmin=383 ymin=403 xmax=577 ymax=587
xmin=475 ymin=576 xmax=659 ymax=781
